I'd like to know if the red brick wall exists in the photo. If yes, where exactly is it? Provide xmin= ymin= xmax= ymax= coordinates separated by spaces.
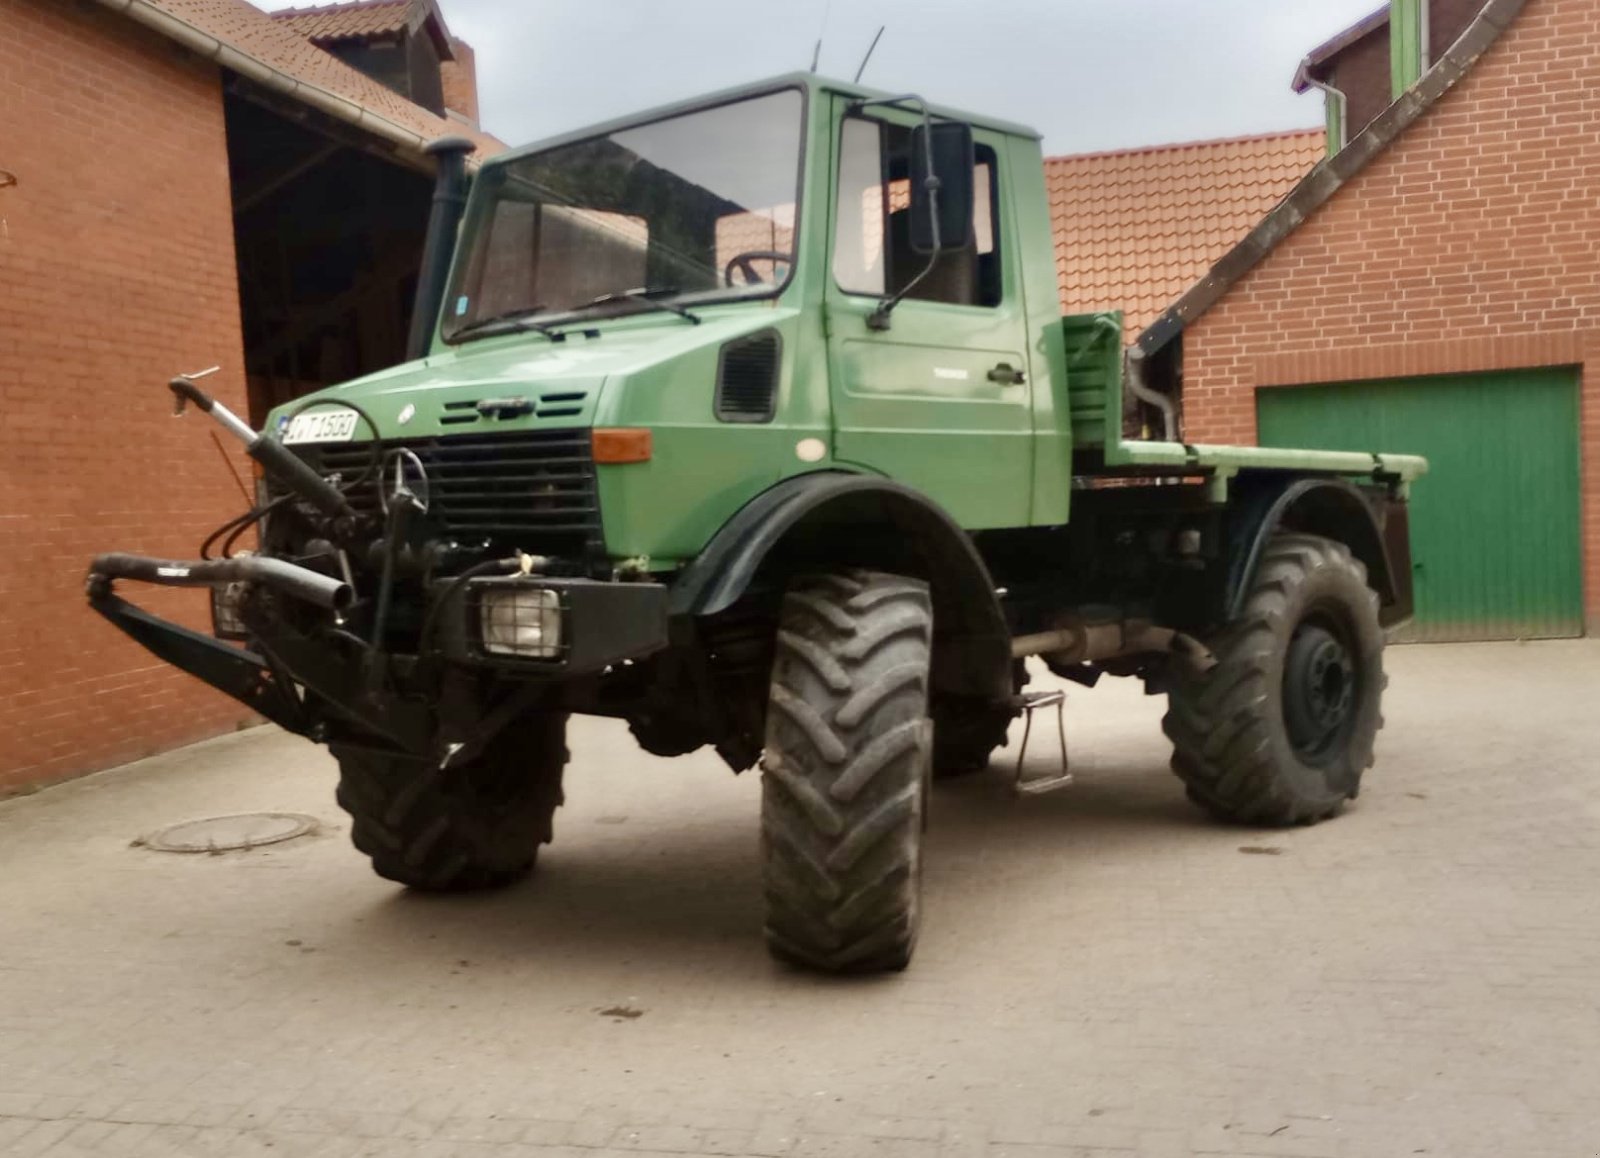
xmin=0 ymin=0 xmax=256 ymax=792
xmin=1180 ymin=0 xmax=1600 ymax=629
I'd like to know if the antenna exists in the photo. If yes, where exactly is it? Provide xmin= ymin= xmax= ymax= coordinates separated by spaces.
xmin=810 ymin=0 xmax=832 ymax=73
xmin=854 ymin=25 xmax=885 ymax=83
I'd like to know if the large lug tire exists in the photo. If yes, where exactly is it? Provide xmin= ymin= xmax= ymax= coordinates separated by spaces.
xmin=760 ymin=570 xmax=933 ymax=973
xmin=333 ymin=712 xmax=568 ymax=890
xmin=1163 ymin=533 xmax=1385 ymax=826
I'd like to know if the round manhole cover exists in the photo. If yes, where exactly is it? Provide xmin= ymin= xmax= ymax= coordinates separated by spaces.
xmin=142 ymin=812 xmax=319 ymax=854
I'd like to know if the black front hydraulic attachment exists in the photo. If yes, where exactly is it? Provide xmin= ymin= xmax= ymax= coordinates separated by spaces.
xmin=168 ymin=376 xmax=355 ymax=521
xmin=89 ymin=552 xmax=352 ymax=610
xmin=85 ymin=579 xmax=310 ymax=737
xmin=85 ymin=554 xmax=434 ymax=755
xmin=84 ymin=552 xmax=353 ymax=737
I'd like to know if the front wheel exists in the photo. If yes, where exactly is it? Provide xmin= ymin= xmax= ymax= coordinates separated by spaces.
xmin=333 ymin=712 xmax=568 ymax=890
xmin=1164 ymin=533 xmax=1385 ymax=825
xmin=759 ymin=570 xmax=933 ymax=973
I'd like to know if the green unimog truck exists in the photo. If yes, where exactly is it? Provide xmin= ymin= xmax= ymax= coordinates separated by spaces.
xmin=88 ymin=74 xmax=1424 ymax=973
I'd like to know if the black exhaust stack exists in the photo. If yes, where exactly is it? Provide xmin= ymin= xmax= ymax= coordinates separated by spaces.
xmin=406 ymin=135 xmax=477 ymax=361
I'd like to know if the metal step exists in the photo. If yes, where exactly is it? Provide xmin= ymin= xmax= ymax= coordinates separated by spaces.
xmin=1013 ymin=689 xmax=1072 ymax=795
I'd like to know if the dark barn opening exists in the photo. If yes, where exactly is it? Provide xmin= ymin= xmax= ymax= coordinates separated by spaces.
xmin=222 ymin=80 xmax=435 ymax=426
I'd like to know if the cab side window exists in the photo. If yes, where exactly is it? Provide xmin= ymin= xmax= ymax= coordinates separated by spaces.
xmin=833 ymin=117 xmax=1001 ymax=308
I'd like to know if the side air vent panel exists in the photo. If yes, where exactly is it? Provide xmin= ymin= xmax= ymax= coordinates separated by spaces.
xmin=715 ymin=330 xmax=781 ymax=423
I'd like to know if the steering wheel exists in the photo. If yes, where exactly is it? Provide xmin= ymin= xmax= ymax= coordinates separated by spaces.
xmin=723 ymin=250 xmax=792 ymax=286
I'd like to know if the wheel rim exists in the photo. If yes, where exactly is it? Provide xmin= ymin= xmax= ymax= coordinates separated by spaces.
xmin=1282 ymin=609 xmax=1360 ymax=766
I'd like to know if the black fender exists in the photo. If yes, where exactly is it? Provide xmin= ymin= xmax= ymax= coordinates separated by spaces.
xmin=670 ymin=472 xmax=1013 ymax=703
xmin=1227 ymin=475 xmax=1414 ymax=628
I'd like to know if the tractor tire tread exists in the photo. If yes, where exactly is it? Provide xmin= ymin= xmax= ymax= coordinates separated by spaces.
xmin=1163 ymin=534 xmax=1385 ymax=827
xmin=333 ymin=714 xmax=568 ymax=891
xmin=760 ymin=569 xmax=932 ymax=973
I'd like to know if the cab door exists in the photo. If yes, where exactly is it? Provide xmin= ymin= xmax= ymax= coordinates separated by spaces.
xmin=824 ymin=100 xmax=1034 ymax=529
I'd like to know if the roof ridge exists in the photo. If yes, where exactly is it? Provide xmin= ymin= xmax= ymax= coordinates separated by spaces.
xmin=1046 ymin=126 xmax=1325 ymax=166
xmin=270 ymin=0 xmax=408 ymax=16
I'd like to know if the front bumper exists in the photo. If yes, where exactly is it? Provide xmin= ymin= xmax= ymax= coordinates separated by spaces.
xmin=429 ymin=575 xmax=669 ymax=674
xmin=85 ymin=553 xmax=671 ymax=757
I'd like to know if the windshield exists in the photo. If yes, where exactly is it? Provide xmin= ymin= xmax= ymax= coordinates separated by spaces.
xmin=444 ymin=89 xmax=804 ymax=341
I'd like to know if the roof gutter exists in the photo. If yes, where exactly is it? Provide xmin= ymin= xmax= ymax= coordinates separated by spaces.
xmin=92 ymin=0 xmax=432 ymax=159
xmin=1135 ymin=0 xmax=1528 ymax=361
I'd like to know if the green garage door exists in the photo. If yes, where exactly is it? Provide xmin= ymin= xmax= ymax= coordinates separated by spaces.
xmin=1257 ymin=369 xmax=1582 ymax=642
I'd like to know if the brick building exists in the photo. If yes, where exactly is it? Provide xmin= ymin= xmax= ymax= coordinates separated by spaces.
xmin=0 ymin=0 xmax=497 ymax=792
xmin=1136 ymin=0 xmax=1598 ymax=641
xmin=1044 ymin=129 xmax=1325 ymax=338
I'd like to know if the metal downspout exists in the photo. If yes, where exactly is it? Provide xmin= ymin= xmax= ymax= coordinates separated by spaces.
xmin=91 ymin=0 xmax=434 ymax=160
xmin=1304 ymin=76 xmax=1350 ymax=152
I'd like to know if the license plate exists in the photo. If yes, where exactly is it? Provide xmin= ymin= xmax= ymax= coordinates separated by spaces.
xmin=282 ymin=408 xmax=360 ymax=445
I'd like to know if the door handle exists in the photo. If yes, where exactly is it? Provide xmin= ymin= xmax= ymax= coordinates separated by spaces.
xmin=988 ymin=363 xmax=1025 ymax=385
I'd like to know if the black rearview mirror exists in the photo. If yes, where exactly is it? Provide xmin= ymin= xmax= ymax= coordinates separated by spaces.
xmin=909 ymin=121 xmax=975 ymax=255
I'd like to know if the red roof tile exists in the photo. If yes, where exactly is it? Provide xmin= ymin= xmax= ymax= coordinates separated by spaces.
xmin=1046 ymin=128 xmax=1325 ymax=338
xmin=269 ymin=0 xmax=411 ymax=44
xmin=115 ymin=0 xmax=501 ymax=159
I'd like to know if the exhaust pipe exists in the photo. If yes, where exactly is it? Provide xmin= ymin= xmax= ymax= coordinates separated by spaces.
xmin=89 ymin=552 xmax=352 ymax=612
xmin=406 ymin=136 xmax=477 ymax=361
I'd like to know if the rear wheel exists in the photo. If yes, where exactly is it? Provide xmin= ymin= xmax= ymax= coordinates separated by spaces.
xmin=1164 ymin=533 xmax=1384 ymax=825
xmin=333 ymin=712 xmax=568 ymax=890
xmin=760 ymin=570 xmax=933 ymax=973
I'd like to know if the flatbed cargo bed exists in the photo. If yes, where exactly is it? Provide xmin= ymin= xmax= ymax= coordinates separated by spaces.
xmin=1062 ymin=313 xmax=1427 ymax=490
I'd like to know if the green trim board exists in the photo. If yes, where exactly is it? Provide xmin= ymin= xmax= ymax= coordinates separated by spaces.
xmin=1258 ymin=369 xmax=1582 ymax=642
xmin=1390 ymin=0 xmax=1427 ymax=95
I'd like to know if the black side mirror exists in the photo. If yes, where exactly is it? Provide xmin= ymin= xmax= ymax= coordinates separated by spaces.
xmin=909 ymin=121 xmax=975 ymax=255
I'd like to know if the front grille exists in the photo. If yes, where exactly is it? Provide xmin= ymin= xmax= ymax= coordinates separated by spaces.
xmin=292 ymin=429 xmax=600 ymax=554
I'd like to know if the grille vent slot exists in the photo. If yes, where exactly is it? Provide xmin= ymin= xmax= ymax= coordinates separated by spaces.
xmin=435 ymin=391 xmax=590 ymax=424
xmin=538 ymin=390 xmax=586 ymax=418
xmin=715 ymin=331 xmax=780 ymax=423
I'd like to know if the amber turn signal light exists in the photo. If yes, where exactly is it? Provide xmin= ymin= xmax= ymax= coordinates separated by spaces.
xmin=592 ymin=428 xmax=653 ymax=464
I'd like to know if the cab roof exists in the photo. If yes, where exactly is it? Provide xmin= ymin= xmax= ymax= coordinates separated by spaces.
xmin=484 ymin=72 xmax=1042 ymax=168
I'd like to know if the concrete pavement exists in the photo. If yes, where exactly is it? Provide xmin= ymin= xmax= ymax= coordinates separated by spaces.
xmin=2 ymin=640 xmax=1598 ymax=1157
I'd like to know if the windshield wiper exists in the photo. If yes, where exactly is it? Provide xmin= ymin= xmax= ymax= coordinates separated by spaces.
xmin=589 ymin=286 xmax=701 ymax=325
xmin=451 ymin=306 xmax=568 ymax=342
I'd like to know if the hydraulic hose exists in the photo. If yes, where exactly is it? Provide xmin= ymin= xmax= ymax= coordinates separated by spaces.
xmin=89 ymin=552 xmax=352 ymax=611
xmin=170 ymin=377 xmax=354 ymax=519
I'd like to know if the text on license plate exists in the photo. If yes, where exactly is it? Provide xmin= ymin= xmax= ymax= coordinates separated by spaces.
xmin=282 ymin=408 xmax=360 ymax=445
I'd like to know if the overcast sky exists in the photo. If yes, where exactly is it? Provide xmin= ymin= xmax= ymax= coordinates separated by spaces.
xmin=259 ymin=0 xmax=1384 ymax=155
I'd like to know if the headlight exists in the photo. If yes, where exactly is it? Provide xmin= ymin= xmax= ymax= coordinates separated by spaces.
xmin=478 ymin=585 xmax=563 ymax=658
